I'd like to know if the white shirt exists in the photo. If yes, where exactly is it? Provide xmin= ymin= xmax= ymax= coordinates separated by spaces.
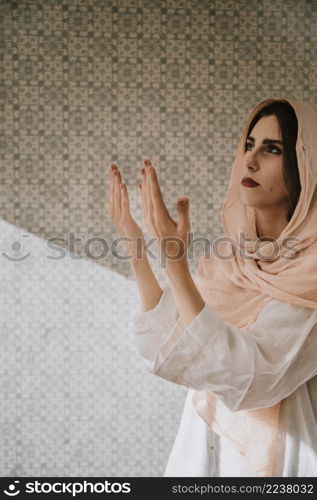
xmin=132 ymin=286 xmax=317 ymax=477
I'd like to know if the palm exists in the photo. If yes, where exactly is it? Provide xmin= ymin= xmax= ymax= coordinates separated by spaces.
xmin=108 ymin=164 xmax=145 ymax=258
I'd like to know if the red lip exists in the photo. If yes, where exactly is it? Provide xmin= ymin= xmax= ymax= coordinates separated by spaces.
xmin=241 ymin=177 xmax=260 ymax=187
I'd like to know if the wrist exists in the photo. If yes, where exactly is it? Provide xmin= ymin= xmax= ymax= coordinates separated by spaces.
xmin=127 ymin=235 xmax=147 ymax=262
xmin=131 ymin=252 xmax=149 ymax=268
xmin=165 ymin=257 xmax=190 ymax=280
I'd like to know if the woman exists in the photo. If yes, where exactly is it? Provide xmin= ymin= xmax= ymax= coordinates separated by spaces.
xmin=108 ymin=98 xmax=317 ymax=477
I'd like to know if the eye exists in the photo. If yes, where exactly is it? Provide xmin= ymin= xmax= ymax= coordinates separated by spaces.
xmin=244 ymin=142 xmax=282 ymax=155
xmin=268 ymin=145 xmax=282 ymax=155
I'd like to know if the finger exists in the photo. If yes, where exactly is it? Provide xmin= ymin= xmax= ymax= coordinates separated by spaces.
xmin=109 ymin=165 xmax=119 ymax=216
xmin=113 ymin=167 xmax=122 ymax=222
xmin=143 ymin=161 xmax=156 ymax=230
xmin=177 ymin=198 xmax=190 ymax=233
xmin=139 ymin=168 xmax=148 ymax=223
xmin=120 ymin=182 xmax=130 ymax=216
xmin=146 ymin=160 xmax=170 ymax=217
xmin=108 ymin=164 xmax=116 ymax=218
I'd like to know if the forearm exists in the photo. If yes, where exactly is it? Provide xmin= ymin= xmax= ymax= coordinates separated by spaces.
xmin=131 ymin=255 xmax=163 ymax=312
xmin=166 ymin=260 xmax=205 ymax=329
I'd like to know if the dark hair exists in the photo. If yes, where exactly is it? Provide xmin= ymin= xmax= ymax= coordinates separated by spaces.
xmin=245 ymin=100 xmax=301 ymax=222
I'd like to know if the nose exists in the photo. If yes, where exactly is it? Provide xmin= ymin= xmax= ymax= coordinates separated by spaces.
xmin=245 ymin=151 xmax=259 ymax=172
xmin=247 ymin=163 xmax=259 ymax=172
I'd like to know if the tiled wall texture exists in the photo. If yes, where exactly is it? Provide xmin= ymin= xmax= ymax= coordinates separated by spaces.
xmin=0 ymin=0 xmax=316 ymax=476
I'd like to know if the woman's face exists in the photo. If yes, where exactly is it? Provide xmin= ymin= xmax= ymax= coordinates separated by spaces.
xmin=239 ymin=114 xmax=289 ymax=215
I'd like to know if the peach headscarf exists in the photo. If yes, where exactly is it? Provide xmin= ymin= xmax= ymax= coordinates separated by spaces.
xmin=192 ymin=98 xmax=317 ymax=476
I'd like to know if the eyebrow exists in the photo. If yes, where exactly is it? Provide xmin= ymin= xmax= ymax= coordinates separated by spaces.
xmin=247 ymin=135 xmax=284 ymax=145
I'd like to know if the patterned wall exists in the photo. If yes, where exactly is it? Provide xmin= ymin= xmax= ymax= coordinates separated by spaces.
xmin=0 ymin=0 xmax=316 ymax=476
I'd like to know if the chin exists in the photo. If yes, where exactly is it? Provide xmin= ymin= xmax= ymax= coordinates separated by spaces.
xmin=239 ymin=191 xmax=262 ymax=208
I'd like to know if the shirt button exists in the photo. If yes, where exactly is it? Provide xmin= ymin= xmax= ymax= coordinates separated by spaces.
xmin=210 ymin=445 xmax=214 ymax=451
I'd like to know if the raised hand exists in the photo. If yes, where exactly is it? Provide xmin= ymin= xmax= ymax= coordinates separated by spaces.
xmin=139 ymin=158 xmax=190 ymax=265
xmin=107 ymin=164 xmax=145 ymax=259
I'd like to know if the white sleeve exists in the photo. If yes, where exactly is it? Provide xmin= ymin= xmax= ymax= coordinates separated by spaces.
xmin=150 ymin=299 xmax=317 ymax=412
xmin=132 ymin=286 xmax=179 ymax=366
